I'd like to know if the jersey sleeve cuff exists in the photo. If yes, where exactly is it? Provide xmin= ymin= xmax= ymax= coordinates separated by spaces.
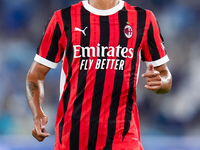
xmin=145 ymin=55 xmax=169 ymax=67
xmin=34 ymin=54 xmax=58 ymax=69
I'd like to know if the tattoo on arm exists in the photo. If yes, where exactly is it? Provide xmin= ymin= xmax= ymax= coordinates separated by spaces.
xmin=26 ymin=82 xmax=39 ymax=100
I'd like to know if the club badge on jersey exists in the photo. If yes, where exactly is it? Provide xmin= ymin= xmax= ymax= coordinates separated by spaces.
xmin=124 ymin=24 xmax=133 ymax=39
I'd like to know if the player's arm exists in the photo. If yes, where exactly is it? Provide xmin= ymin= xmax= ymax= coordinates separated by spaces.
xmin=26 ymin=61 xmax=51 ymax=141
xmin=142 ymin=63 xmax=172 ymax=94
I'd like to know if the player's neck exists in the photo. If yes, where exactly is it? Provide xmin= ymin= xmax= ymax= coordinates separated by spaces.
xmin=88 ymin=0 xmax=120 ymax=10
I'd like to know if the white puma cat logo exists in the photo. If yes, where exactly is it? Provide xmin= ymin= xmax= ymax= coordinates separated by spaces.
xmin=74 ymin=27 xmax=88 ymax=36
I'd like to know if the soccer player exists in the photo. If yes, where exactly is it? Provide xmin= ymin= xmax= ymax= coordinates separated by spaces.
xmin=26 ymin=0 xmax=172 ymax=149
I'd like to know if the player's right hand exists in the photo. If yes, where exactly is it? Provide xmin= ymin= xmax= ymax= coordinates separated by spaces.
xmin=32 ymin=115 xmax=50 ymax=142
xmin=142 ymin=64 xmax=161 ymax=91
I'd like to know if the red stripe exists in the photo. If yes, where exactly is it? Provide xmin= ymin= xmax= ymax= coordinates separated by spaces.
xmin=141 ymin=10 xmax=153 ymax=62
xmin=79 ymin=13 xmax=100 ymax=150
xmin=38 ymin=13 xmax=58 ymax=58
xmin=53 ymin=10 xmax=68 ymax=149
xmin=55 ymin=56 xmax=69 ymax=149
xmin=55 ymin=77 xmax=68 ymax=149
xmin=55 ymin=51 xmax=68 ymax=149
xmin=131 ymin=40 xmax=144 ymax=143
xmin=61 ymin=4 xmax=82 ymax=149
xmin=95 ymin=13 xmax=119 ymax=149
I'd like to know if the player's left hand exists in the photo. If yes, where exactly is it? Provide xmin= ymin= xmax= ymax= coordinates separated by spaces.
xmin=142 ymin=64 xmax=162 ymax=91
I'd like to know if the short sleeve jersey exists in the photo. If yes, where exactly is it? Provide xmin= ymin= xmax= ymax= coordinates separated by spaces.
xmin=35 ymin=1 xmax=169 ymax=150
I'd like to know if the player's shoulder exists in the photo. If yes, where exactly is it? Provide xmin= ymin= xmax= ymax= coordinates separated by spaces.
xmin=135 ymin=7 xmax=155 ymax=19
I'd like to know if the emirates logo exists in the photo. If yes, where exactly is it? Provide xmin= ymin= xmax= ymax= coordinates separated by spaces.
xmin=124 ymin=25 xmax=133 ymax=39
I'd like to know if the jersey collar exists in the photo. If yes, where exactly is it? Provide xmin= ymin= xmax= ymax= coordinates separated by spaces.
xmin=82 ymin=0 xmax=124 ymax=16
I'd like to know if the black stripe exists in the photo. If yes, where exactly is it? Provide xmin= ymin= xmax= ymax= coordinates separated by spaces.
xmin=147 ymin=22 xmax=161 ymax=60
xmin=59 ymin=6 xmax=73 ymax=144
xmin=70 ymin=7 xmax=91 ymax=150
xmin=122 ymin=7 xmax=146 ymax=139
xmin=141 ymin=49 xmax=145 ymax=61
xmin=103 ymin=8 xmax=128 ymax=150
xmin=46 ymin=22 xmax=62 ymax=62
xmin=88 ymin=16 xmax=110 ymax=150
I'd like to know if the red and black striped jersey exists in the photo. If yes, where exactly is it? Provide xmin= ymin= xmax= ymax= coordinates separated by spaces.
xmin=35 ymin=1 xmax=169 ymax=150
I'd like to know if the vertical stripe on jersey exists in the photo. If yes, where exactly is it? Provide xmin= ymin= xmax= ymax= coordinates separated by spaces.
xmin=122 ymin=7 xmax=146 ymax=139
xmin=46 ymin=23 xmax=62 ymax=62
xmin=70 ymin=7 xmax=90 ymax=150
xmin=79 ymin=13 xmax=100 ymax=150
xmin=147 ymin=22 xmax=161 ymax=60
xmin=103 ymin=8 xmax=128 ymax=150
xmin=59 ymin=7 xmax=73 ymax=144
xmin=88 ymin=16 xmax=110 ymax=150
xmin=95 ymin=13 xmax=119 ymax=149
xmin=61 ymin=3 xmax=82 ymax=149
xmin=112 ymin=4 xmax=138 ymax=148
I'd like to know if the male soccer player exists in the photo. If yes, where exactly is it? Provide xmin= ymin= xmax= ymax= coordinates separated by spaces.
xmin=26 ymin=0 xmax=172 ymax=149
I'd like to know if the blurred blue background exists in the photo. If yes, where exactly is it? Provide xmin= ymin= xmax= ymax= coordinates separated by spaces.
xmin=0 ymin=0 xmax=200 ymax=149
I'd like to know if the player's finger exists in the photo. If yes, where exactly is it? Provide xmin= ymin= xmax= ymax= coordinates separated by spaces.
xmin=40 ymin=117 xmax=50 ymax=136
xmin=146 ymin=76 xmax=161 ymax=82
xmin=144 ymin=85 xmax=161 ymax=91
xmin=32 ymin=127 xmax=43 ymax=141
xmin=142 ymin=71 xmax=160 ymax=78
xmin=36 ymin=127 xmax=50 ymax=137
xmin=32 ymin=127 xmax=50 ymax=142
xmin=34 ymin=122 xmax=50 ymax=138
xmin=146 ymin=81 xmax=161 ymax=87
xmin=32 ymin=129 xmax=45 ymax=142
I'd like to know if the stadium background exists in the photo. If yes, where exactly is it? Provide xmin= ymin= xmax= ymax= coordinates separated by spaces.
xmin=0 ymin=0 xmax=200 ymax=149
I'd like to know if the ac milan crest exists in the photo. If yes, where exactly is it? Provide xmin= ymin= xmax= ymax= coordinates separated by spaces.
xmin=124 ymin=25 xmax=133 ymax=39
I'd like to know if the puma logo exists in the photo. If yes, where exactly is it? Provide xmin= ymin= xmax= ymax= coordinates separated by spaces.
xmin=74 ymin=27 xmax=88 ymax=36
